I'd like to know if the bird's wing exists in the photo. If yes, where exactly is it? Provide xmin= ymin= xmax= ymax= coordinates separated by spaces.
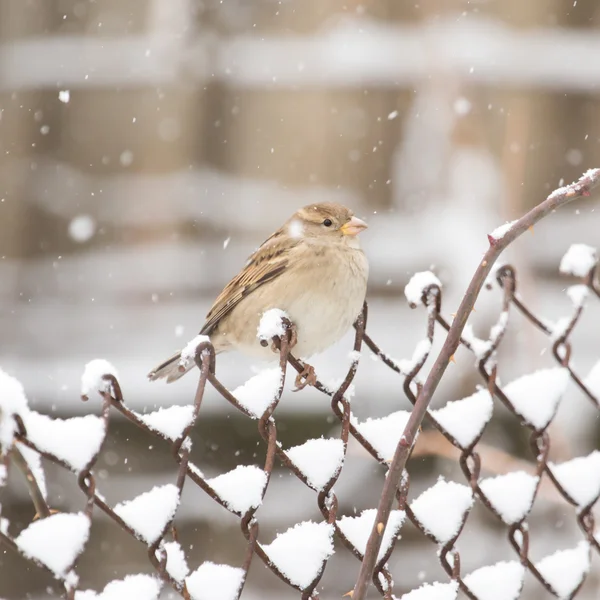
xmin=200 ymin=228 xmax=296 ymax=336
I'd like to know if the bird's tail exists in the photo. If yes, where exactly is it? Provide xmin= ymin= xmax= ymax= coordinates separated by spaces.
xmin=148 ymin=352 xmax=194 ymax=383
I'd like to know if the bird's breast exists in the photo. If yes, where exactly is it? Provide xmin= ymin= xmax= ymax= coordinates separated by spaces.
xmin=216 ymin=243 xmax=368 ymax=359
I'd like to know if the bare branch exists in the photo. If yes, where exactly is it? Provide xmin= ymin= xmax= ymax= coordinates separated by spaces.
xmin=353 ymin=168 xmax=600 ymax=599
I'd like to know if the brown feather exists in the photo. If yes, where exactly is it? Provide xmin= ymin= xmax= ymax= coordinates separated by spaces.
xmin=199 ymin=226 xmax=298 ymax=336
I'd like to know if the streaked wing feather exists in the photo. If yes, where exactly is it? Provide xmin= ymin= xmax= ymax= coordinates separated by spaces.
xmin=199 ymin=231 xmax=293 ymax=336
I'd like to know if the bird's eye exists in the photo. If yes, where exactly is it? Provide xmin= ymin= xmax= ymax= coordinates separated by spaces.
xmin=323 ymin=218 xmax=333 ymax=227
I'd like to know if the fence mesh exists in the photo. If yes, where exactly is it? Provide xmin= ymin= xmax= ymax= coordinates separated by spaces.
xmin=1 ymin=250 xmax=599 ymax=599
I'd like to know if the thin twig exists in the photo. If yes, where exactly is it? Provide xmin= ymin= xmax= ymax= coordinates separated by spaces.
xmin=10 ymin=446 xmax=51 ymax=520
xmin=352 ymin=168 xmax=600 ymax=599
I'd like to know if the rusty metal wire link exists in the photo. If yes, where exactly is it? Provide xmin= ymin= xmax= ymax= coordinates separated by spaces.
xmin=1 ymin=253 xmax=599 ymax=599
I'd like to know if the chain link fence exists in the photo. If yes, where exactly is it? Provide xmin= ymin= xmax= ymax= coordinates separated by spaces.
xmin=1 ymin=173 xmax=600 ymax=600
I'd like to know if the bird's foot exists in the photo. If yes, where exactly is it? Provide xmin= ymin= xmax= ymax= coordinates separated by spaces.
xmin=294 ymin=363 xmax=317 ymax=391
xmin=288 ymin=323 xmax=298 ymax=349
xmin=270 ymin=322 xmax=298 ymax=353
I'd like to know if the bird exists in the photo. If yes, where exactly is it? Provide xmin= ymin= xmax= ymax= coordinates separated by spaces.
xmin=148 ymin=202 xmax=369 ymax=386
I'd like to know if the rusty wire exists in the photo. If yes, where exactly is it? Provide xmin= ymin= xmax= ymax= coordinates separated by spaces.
xmin=1 ymin=260 xmax=599 ymax=599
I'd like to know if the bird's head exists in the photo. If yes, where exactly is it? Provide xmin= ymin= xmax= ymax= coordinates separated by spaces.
xmin=288 ymin=202 xmax=368 ymax=241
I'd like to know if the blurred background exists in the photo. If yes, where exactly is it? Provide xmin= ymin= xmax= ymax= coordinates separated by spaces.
xmin=1 ymin=0 xmax=600 ymax=598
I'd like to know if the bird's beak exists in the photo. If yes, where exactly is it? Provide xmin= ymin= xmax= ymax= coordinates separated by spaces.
xmin=341 ymin=216 xmax=368 ymax=236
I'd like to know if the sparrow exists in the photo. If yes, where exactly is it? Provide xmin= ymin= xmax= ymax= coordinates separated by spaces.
xmin=148 ymin=202 xmax=369 ymax=384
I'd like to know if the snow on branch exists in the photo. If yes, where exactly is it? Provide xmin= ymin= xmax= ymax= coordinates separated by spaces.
xmin=351 ymin=410 xmax=412 ymax=461
xmin=559 ymin=243 xmax=597 ymax=278
xmin=479 ymin=472 xmax=538 ymax=525
xmin=548 ymin=451 xmax=600 ymax=508
xmin=535 ymin=542 xmax=590 ymax=599
xmin=429 ymin=389 xmax=493 ymax=449
xmin=464 ymin=561 xmax=525 ymax=600
xmin=139 ymin=405 xmax=196 ymax=441
xmin=285 ymin=437 xmax=345 ymax=492
xmin=230 ymin=367 xmax=284 ymax=418
xmin=410 ymin=478 xmax=473 ymax=544
xmin=337 ymin=509 xmax=405 ymax=562
xmin=186 ymin=562 xmax=244 ymax=600
xmin=114 ymin=484 xmax=180 ymax=545
xmin=76 ymin=574 xmax=162 ymax=599
xmin=261 ymin=521 xmax=334 ymax=589
xmin=501 ymin=368 xmax=569 ymax=431
xmin=16 ymin=512 xmax=90 ymax=579
xmin=81 ymin=359 xmax=119 ymax=398
xmin=24 ymin=412 xmax=106 ymax=473
xmin=206 ymin=465 xmax=267 ymax=514
xmin=0 ymin=368 xmax=28 ymax=454
xmin=404 ymin=271 xmax=442 ymax=307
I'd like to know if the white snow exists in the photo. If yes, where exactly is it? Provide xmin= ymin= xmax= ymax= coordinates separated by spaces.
xmin=262 ymin=521 xmax=334 ymax=589
xmin=462 ymin=311 xmax=510 ymax=359
xmin=410 ymin=478 xmax=473 ymax=544
xmin=58 ymin=90 xmax=70 ymax=103
xmin=351 ymin=410 xmax=412 ymax=461
xmin=286 ymin=438 xmax=345 ymax=491
xmin=462 ymin=324 xmax=492 ymax=359
xmin=83 ymin=575 xmax=161 ymax=600
xmin=388 ymin=110 xmax=399 ymax=120
xmin=566 ymin=284 xmax=589 ymax=307
xmin=484 ymin=263 xmax=507 ymax=290
xmin=162 ymin=541 xmax=189 ymax=583
xmin=81 ymin=359 xmax=119 ymax=397
xmin=15 ymin=442 xmax=47 ymax=499
xmin=337 ymin=509 xmax=405 ymax=561
xmin=75 ymin=591 xmax=97 ymax=600
xmin=325 ymin=379 xmax=356 ymax=402
xmin=348 ymin=349 xmax=362 ymax=364
xmin=549 ymin=451 xmax=600 ymax=507
xmin=547 ymin=183 xmax=571 ymax=200
xmin=430 ymin=389 xmax=493 ymax=449
xmin=114 ymin=484 xmax=180 ymax=545
xmin=479 ymin=472 xmax=538 ymax=524
xmin=119 ymin=150 xmax=134 ymax=166
xmin=551 ymin=316 xmax=572 ymax=342
xmin=16 ymin=512 xmax=90 ymax=577
xmin=68 ymin=215 xmax=96 ymax=243
xmin=464 ymin=561 xmax=525 ymax=600
xmin=186 ymin=562 xmax=244 ymax=600
xmin=0 ymin=463 xmax=6 ymax=486
xmin=559 ymin=244 xmax=597 ymax=277
xmin=397 ymin=339 xmax=432 ymax=374
xmin=139 ymin=405 xmax=195 ymax=441
xmin=411 ymin=339 xmax=432 ymax=365
xmin=404 ymin=271 xmax=442 ymax=306
xmin=288 ymin=219 xmax=304 ymax=239
xmin=0 ymin=368 xmax=29 ymax=454
xmin=502 ymin=368 xmax=569 ymax=430
xmin=188 ymin=462 xmax=205 ymax=479
xmin=489 ymin=220 xmax=517 ymax=241
xmin=231 ymin=368 xmax=283 ymax=418
xmin=400 ymin=581 xmax=459 ymax=600
xmin=179 ymin=334 xmax=211 ymax=368
xmin=453 ymin=97 xmax=472 ymax=116
xmin=489 ymin=311 xmax=509 ymax=343
xmin=584 ymin=360 xmax=600 ymax=398
xmin=535 ymin=542 xmax=590 ymax=599
xmin=207 ymin=465 xmax=267 ymax=514
xmin=257 ymin=308 xmax=289 ymax=341
xmin=24 ymin=412 xmax=105 ymax=473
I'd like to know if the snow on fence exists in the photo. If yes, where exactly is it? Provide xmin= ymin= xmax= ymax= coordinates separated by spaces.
xmin=1 ymin=170 xmax=600 ymax=600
